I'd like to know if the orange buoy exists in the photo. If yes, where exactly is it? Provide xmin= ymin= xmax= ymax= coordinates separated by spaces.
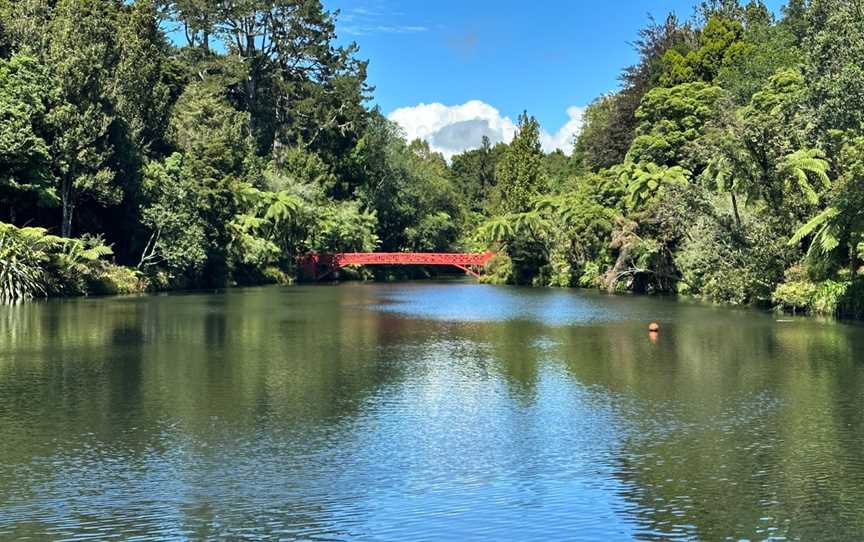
xmin=648 ymin=322 xmax=660 ymax=332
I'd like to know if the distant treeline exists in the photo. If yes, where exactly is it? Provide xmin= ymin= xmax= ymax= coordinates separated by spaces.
xmin=2 ymin=0 xmax=864 ymax=318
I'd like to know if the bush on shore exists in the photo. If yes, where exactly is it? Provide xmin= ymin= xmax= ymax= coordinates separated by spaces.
xmin=0 ymin=221 xmax=146 ymax=303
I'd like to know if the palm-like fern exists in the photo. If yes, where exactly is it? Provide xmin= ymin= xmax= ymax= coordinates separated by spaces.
xmin=263 ymin=191 xmax=303 ymax=225
xmin=512 ymin=211 xmax=548 ymax=238
xmin=55 ymin=234 xmax=114 ymax=275
xmin=476 ymin=215 xmax=515 ymax=245
xmin=703 ymin=153 xmax=754 ymax=227
xmin=616 ymin=162 xmax=690 ymax=210
xmin=788 ymin=207 xmax=841 ymax=257
xmin=778 ymin=149 xmax=831 ymax=205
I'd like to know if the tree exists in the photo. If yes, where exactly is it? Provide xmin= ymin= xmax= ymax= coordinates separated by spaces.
xmin=165 ymin=81 xmax=255 ymax=281
xmin=164 ymin=0 xmax=217 ymax=51
xmin=113 ymin=0 xmax=179 ymax=156
xmin=170 ymin=82 xmax=254 ymax=180
xmin=349 ymin=113 xmax=463 ymax=251
xmin=47 ymin=0 xmax=124 ymax=237
xmin=738 ymin=68 xmax=811 ymax=210
xmin=790 ymin=137 xmax=864 ymax=275
xmin=577 ymin=15 xmax=695 ymax=171
xmin=659 ymin=15 xmax=746 ymax=86
xmin=627 ymin=81 xmax=724 ymax=168
xmin=614 ymin=161 xmax=691 ymax=211
xmin=495 ymin=112 xmax=547 ymax=214
xmin=572 ymin=95 xmax=624 ymax=172
xmin=138 ymin=153 xmax=208 ymax=276
xmin=778 ymin=149 xmax=831 ymax=206
xmin=0 ymin=55 xmax=56 ymax=224
xmin=450 ymin=135 xmax=502 ymax=212
xmin=804 ymin=0 xmax=864 ymax=135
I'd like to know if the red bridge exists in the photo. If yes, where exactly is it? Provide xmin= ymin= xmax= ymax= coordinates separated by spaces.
xmin=300 ymin=252 xmax=495 ymax=281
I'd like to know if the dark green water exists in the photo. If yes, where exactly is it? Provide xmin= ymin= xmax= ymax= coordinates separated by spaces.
xmin=2 ymin=283 xmax=864 ymax=541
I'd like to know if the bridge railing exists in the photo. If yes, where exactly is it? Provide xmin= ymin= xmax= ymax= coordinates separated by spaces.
xmin=299 ymin=252 xmax=495 ymax=280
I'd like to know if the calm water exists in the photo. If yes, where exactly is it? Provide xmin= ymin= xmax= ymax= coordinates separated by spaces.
xmin=2 ymin=283 xmax=864 ymax=541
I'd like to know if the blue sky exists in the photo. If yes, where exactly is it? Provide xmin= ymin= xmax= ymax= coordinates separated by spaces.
xmin=326 ymin=0 xmax=785 ymax=156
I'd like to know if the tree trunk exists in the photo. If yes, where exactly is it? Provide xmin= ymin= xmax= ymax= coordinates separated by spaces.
xmin=604 ymin=246 xmax=631 ymax=293
xmin=61 ymin=177 xmax=73 ymax=238
xmin=731 ymin=192 xmax=742 ymax=229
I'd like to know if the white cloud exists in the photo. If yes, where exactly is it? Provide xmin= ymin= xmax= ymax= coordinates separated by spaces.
xmin=342 ymin=24 xmax=428 ymax=36
xmin=339 ymin=3 xmax=426 ymax=36
xmin=387 ymin=101 xmax=585 ymax=159
xmin=540 ymin=106 xmax=585 ymax=155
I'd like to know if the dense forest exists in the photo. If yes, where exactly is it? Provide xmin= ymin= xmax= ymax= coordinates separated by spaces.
xmin=1 ymin=0 xmax=863 ymax=318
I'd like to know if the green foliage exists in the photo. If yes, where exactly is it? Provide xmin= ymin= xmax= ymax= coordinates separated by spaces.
xmin=494 ymin=113 xmax=547 ymax=214
xmin=113 ymin=0 xmax=179 ymax=156
xmin=572 ymin=95 xmax=626 ymax=172
xmin=351 ymin=114 xmax=464 ymax=251
xmin=627 ymin=82 xmax=724 ymax=167
xmin=139 ymin=153 xmax=209 ymax=277
xmin=479 ymin=253 xmax=514 ymax=285
xmin=676 ymin=212 xmax=792 ymax=304
xmin=169 ymin=83 xmax=254 ymax=179
xmin=659 ymin=15 xmax=745 ymax=86
xmin=774 ymin=279 xmax=864 ymax=318
xmin=307 ymin=200 xmax=378 ymax=253
xmin=716 ymin=10 xmax=799 ymax=103
xmin=805 ymin=0 xmax=864 ymax=135
xmin=614 ymin=161 xmax=691 ymax=210
xmin=0 ymin=221 xmax=130 ymax=302
xmin=777 ymin=149 xmax=831 ymax=205
xmin=0 ymin=222 xmax=54 ymax=301
xmin=4 ymin=0 xmax=864 ymax=318
xmin=0 ymin=54 xmax=56 ymax=221
xmin=789 ymin=137 xmax=864 ymax=275
xmin=450 ymin=136 xmax=502 ymax=211
xmin=48 ymin=0 xmax=125 ymax=237
xmin=51 ymin=234 xmax=114 ymax=295
xmin=88 ymin=264 xmax=144 ymax=295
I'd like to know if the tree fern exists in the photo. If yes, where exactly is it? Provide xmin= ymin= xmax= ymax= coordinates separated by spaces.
xmin=618 ymin=162 xmax=690 ymax=210
xmin=789 ymin=207 xmax=842 ymax=259
xmin=476 ymin=216 xmax=515 ymax=244
xmin=778 ymin=149 xmax=831 ymax=205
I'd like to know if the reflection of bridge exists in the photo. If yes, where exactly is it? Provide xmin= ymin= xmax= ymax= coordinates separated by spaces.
xmin=300 ymin=252 xmax=496 ymax=281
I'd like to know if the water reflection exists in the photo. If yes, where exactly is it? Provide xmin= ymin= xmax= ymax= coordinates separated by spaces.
xmin=1 ymin=284 xmax=864 ymax=540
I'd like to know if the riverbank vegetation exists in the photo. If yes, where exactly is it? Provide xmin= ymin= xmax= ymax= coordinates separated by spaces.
xmin=468 ymin=0 xmax=864 ymax=319
xmin=1 ymin=0 xmax=863 ymax=318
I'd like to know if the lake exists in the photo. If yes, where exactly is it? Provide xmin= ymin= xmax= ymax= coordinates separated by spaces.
xmin=1 ymin=283 xmax=864 ymax=541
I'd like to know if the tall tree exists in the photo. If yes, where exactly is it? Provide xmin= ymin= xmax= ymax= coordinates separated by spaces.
xmin=804 ymin=0 xmax=864 ymax=135
xmin=47 ymin=0 xmax=123 ymax=237
xmin=0 ymin=55 xmax=56 ymax=224
xmin=114 ymin=0 xmax=180 ymax=156
xmin=495 ymin=113 xmax=547 ymax=214
xmin=450 ymin=135 xmax=501 ymax=212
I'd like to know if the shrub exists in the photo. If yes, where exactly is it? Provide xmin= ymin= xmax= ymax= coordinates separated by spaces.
xmin=0 ymin=221 xmax=140 ymax=302
xmin=49 ymin=234 xmax=114 ymax=295
xmin=772 ymin=278 xmax=864 ymax=319
xmin=88 ymin=264 xmax=146 ymax=295
xmin=481 ymin=252 xmax=514 ymax=285
xmin=772 ymin=281 xmax=817 ymax=314
xmin=0 ymin=222 xmax=55 ymax=302
xmin=676 ymin=213 xmax=793 ymax=305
